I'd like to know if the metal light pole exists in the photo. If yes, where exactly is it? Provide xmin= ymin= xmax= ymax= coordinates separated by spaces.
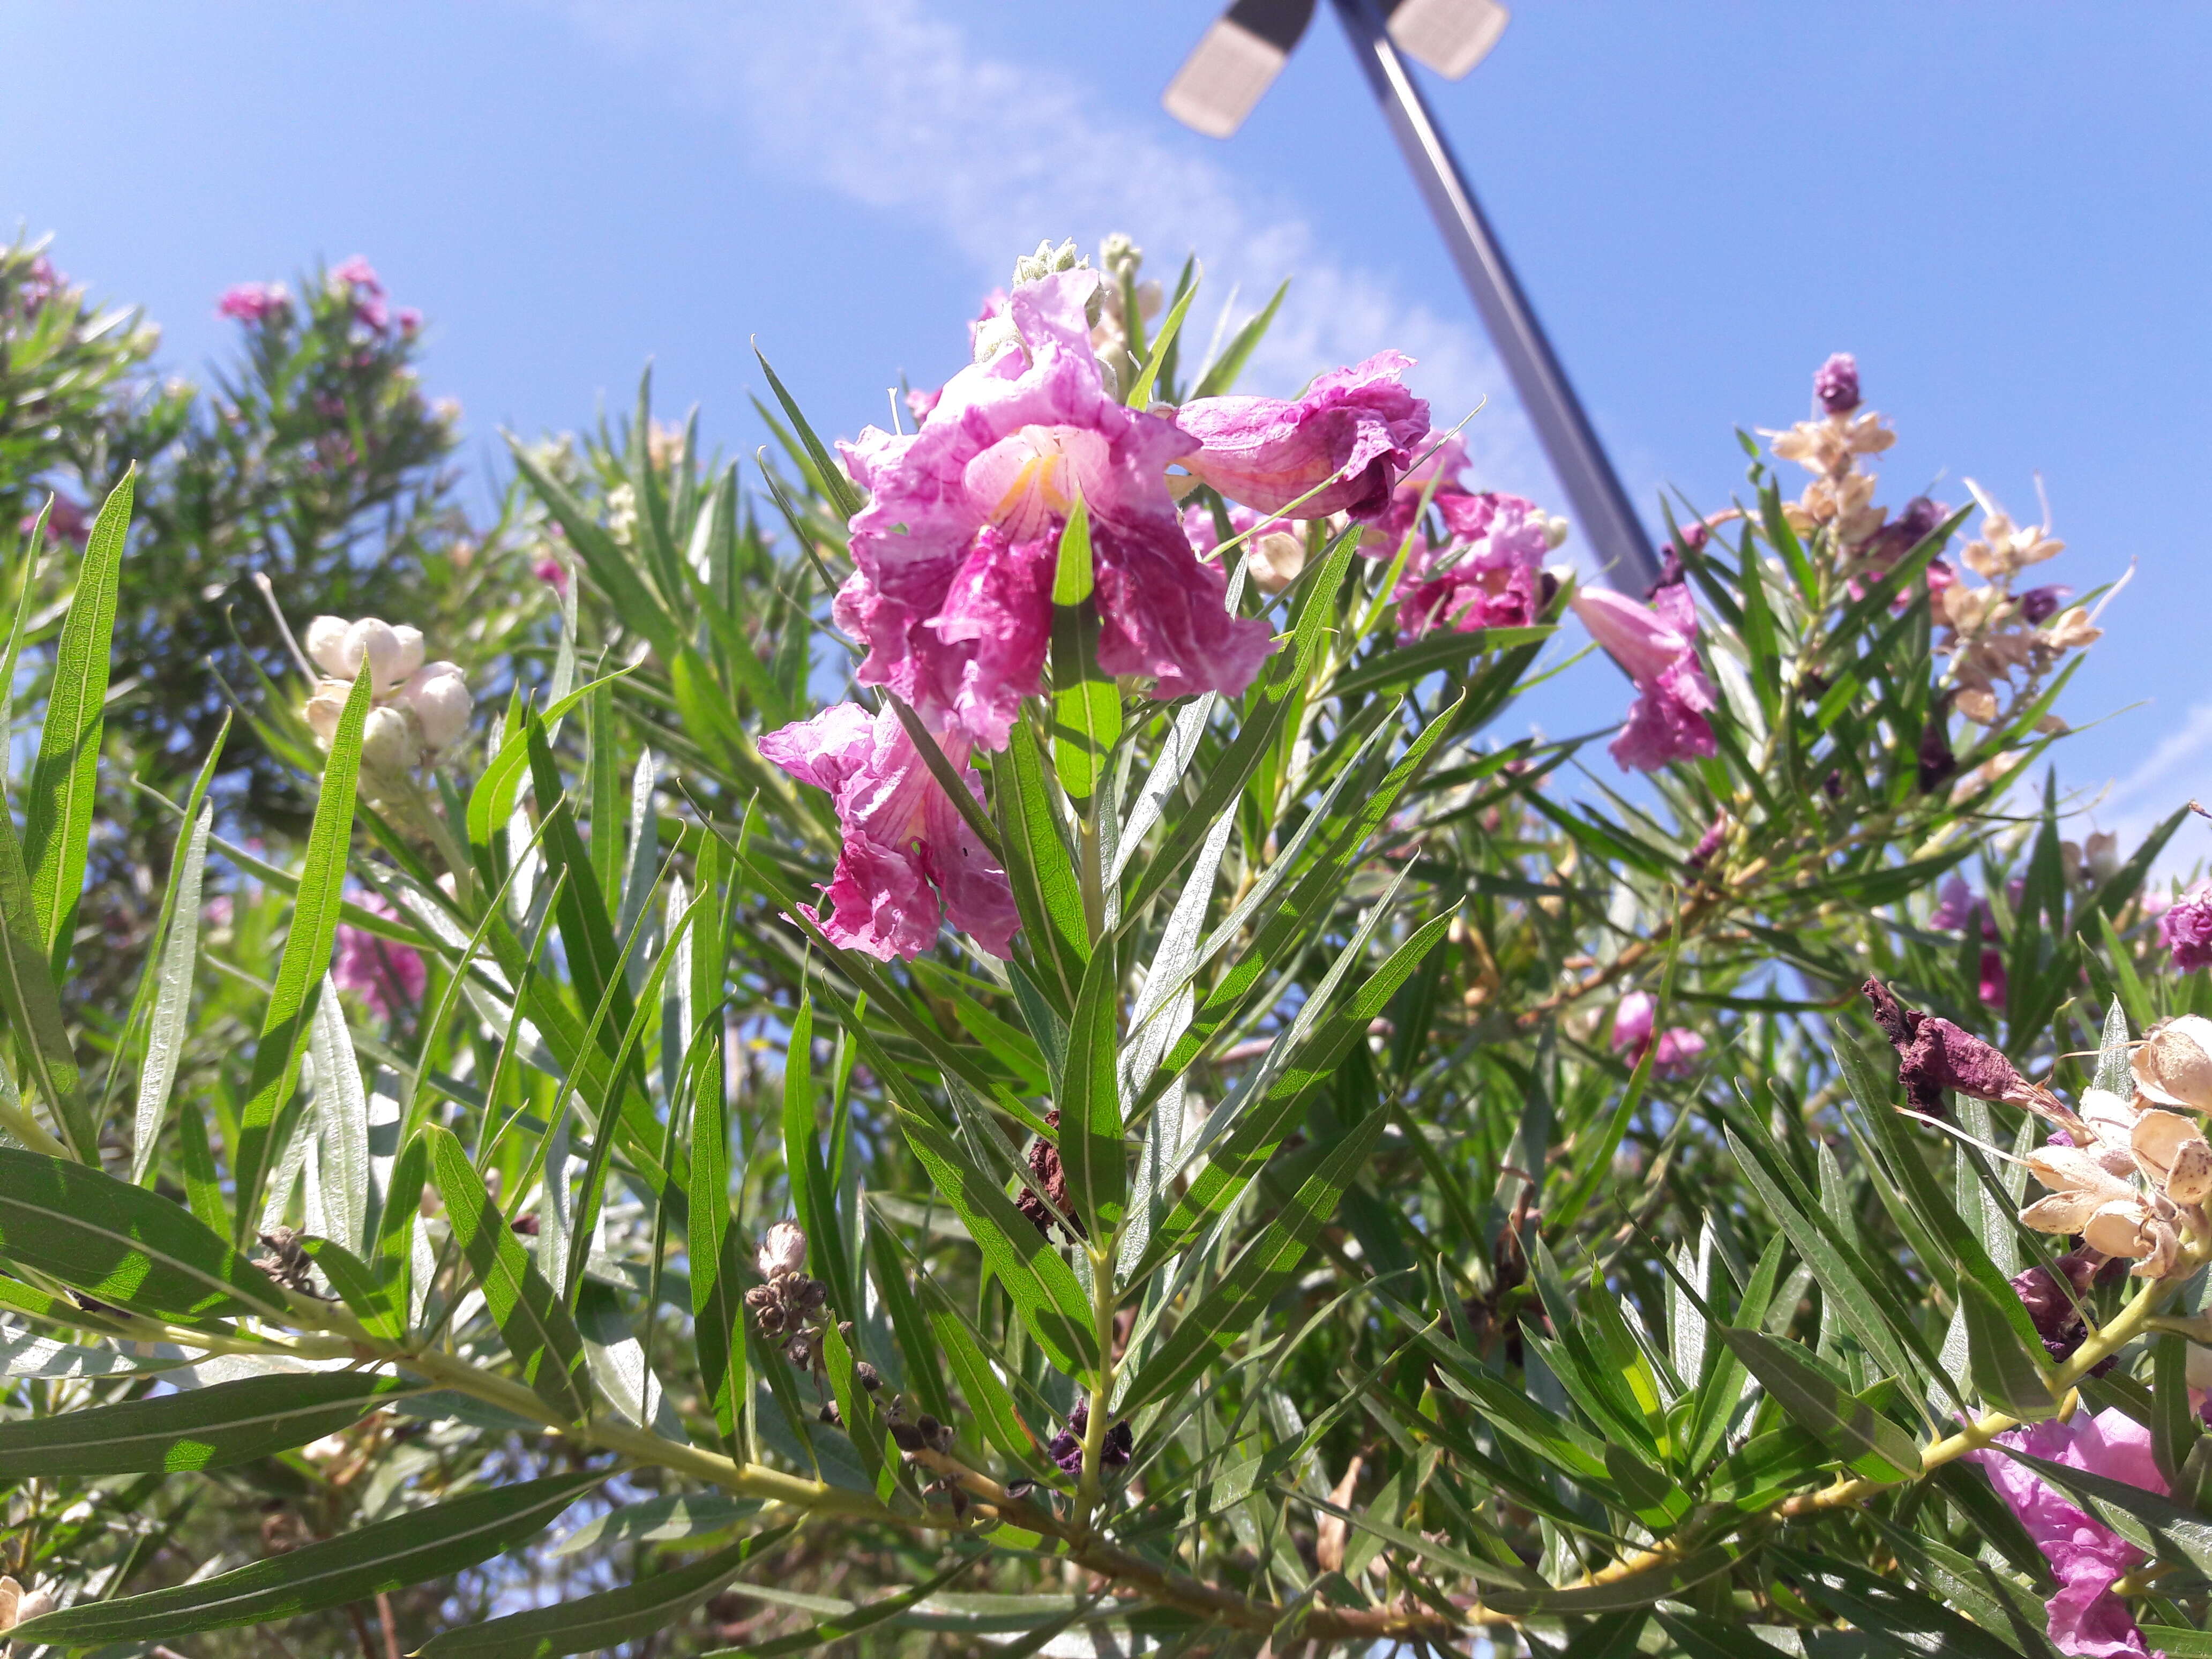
xmin=1164 ymin=0 xmax=1660 ymax=593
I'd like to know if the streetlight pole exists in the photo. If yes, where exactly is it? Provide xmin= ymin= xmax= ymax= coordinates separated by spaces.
xmin=1327 ymin=0 xmax=1660 ymax=592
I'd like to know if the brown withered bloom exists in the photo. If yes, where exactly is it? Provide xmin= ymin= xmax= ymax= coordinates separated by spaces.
xmin=1860 ymin=979 xmax=2062 ymax=1123
xmin=1017 ymin=1108 xmax=1084 ymax=1240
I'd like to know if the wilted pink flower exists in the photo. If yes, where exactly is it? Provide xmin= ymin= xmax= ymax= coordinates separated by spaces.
xmin=1813 ymin=352 xmax=1861 ymax=415
xmin=330 ymin=255 xmax=384 ymax=294
xmin=217 ymin=281 xmax=290 ymax=324
xmin=759 ymin=701 xmax=1018 ymax=961
xmin=1172 ymin=352 xmax=1430 ymax=520
xmin=2021 ymin=584 xmax=2073 ymax=625
xmin=1610 ymin=992 xmax=1706 ymax=1080
xmin=1571 ymin=579 xmax=1717 ymax=773
xmin=333 ymin=894 xmax=427 ymax=1020
xmin=837 ymin=270 xmax=1273 ymax=750
xmin=2161 ymin=882 xmax=2212 ymax=972
xmin=1973 ymin=1409 xmax=2165 ymax=1658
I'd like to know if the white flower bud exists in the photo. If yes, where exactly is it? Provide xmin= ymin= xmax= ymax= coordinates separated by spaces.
xmin=360 ymin=705 xmax=421 ymax=776
xmin=305 ymin=615 xmax=353 ymax=677
xmin=757 ymin=1221 xmax=808 ymax=1279
xmin=13 ymin=1584 xmax=54 ymax=1625
xmin=1544 ymin=515 xmax=1571 ymax=550
xmin=388 ymin=624 xmax=425 ymax=684
xmin=345 ymin=618 xmax=409 ymax=696
xmin=2135 ymin=1015 xmax=2212 ymax=1112
xmin=304 ymin=678 xmax=350 ymax=743
xmin=400 ymin=663 xmax=472 ymax=750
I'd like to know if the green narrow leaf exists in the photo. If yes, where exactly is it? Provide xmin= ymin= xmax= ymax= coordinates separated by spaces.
xmin=129 ymin=795 xmax=214 ymax=1183
xmin=11 ymin=1470 xmax=603 ymax=1646
xmin=1058 ymin=941 xmax=1125 ymax=1235
xmin=419 ymin=1524 xmax=797 ymax=1657
xmin=1122 ymin=1110 xmax=1387 ymax=1413
xmin=0 ymin=1370 xmax=415 ymax=1476
xmin=1124 ymin=276 xmax=1197 ymax=408
xmin=997 ymin=716 xmax=1090 ymax=1009
xmin=697 ymin=1555 xmax=978 ymax=1657
xmin=1771 ymin=1544 xmax=2036 ymax=1659
xmin=1959 ymin=1271 xmax=2058 ymax=1421
xmin=689 ymin=998 xmax=748 ymax=1457
xmin=752 ymin=346 xmax=863 ymax=520
xmin=1191 ymin=279 xmax=1288 ymax=399
xmin=895 ymin=1108 xmax=1098 ymax=1376
xmin=371 ymin=1131 xmax=427 ymax=1340
xmin=177 ymin=1096 xmax=227 ymax=1236
xmin=25 ymin=467 xmax=131 ymax=976
xmin=0 ymin=1146 xmax=285 ymax=1319
xmin=233 ymin=667 xmax=375 ymax=1237
xmin=0 ymin=798 xmax=89 ymax=1159
xmin=1714 ymin=1327 xmax=1922 ymax=1483
xmin=1048 ymin=498 xmax=1122 ymax=807
xmin=425 ymin=1125 xmax=591 ymax=1423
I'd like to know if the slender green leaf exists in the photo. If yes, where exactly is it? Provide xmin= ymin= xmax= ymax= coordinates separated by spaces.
xmin=425 ymin=1124 xmax=591 ymax=1422
xmin=130 ymin=796 xmax=214 ymax=1183
xmin=11 ymin=1471 xmax=603 ymax=1645
xmin=0 ymin=1370 xmax=414 ymax=1476
xmin=1715 ymin=1327 xmax=1922 ymax=1483
xmin=419 ymin=1525 xmax=796 ymax=1657
xmin=699 ymin=1556 xmax=977 ymax=1657
xmin=25 ymin=467 xmax=131 ymax=975
xmin=0 ymin=1146 xmax=285 ymax=1319
xmin=234 ymin=667 xmax=373 ymax=1236
xmin=1058 ymin=940 xmax=1125 ymax=1235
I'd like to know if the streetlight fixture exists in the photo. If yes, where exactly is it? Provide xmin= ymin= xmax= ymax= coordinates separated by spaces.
xmin=1164 ymin=0 xmax=1660 ymax=593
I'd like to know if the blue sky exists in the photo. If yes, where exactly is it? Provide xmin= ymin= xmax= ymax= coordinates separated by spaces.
xmin=5 ymin=2 xmax=2209 ymax=857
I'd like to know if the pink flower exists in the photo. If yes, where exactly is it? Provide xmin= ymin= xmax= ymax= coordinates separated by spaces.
xmin=330 ymin=256 xmax=384 ymax=294
xmin=333 ymin=894 xmax=427 ymax=1020
xmin=836 ymin=270 xmax=1273 ymax=750
xmin=1395 ymin=492 xmax=1554 ymax=641
xmin=1932 ymin=875 xmax=2009 ymax=1006
xmin=1610 ymin=992 xmax=1706 ymax=1081
xmin=533 ymin=556 xmax=570 ymax=593
xmin=2161 ymin=883 xmax=2212 ymax=972
xmin=217 ymin=281 xmax=290 ymax=324
xmin=1974 ymin=1410 xmax=2166 ymax=1657
xmin=20 ymin=494 xmax=89 ymax=548
xmin=759 ymin=701 xmax=1018 ymax=961
xmin=355 ymin=294 xmax=390 ymax=332
xmin=1571 ymin=579 xmax=1717 ymax=773
xmin=1173 ymin=352 xmax=1430 ymax=520
xmin=905 ymin=385 xmax=942 ymax=423
xmin=397 ymin=307 xmax=422 ymax=335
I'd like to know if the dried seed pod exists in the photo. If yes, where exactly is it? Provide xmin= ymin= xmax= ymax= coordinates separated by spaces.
xmin=2134 ymin=1109 xmax=2212 ymax=1204
xmin=2135 ymin=1017 xmax=2212 ymax=1112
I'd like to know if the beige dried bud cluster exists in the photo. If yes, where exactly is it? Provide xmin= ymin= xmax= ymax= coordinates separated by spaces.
xmin=301 ymin=615 xmax=473 ymax=779
xmin=0 ymin=1575 xmax=55 ymax=1633
xmin=1936 ymin=481 xmax=2101 ymax=727
xmin=2016 ymin=1017 xmax=2212 ymax=1279
xmin=1764 ymin=405 xmax=1896 ymax=547
xmin=744 ymin=1220 xmax=835 ymax=1371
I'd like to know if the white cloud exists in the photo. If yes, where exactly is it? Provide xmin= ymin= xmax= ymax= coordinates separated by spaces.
xmin=2093 ymin=701 xmax=2212 ymax=877
xmin=556 ymin=0 xmax=1552 ymax=499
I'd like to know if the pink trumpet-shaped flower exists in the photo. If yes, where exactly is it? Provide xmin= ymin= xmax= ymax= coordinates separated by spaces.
xmin=1974 ymin=1410 xmax=2167 ymax=1658
xmin=1172 ymin=351 xmax=1430 ymax=520
xmin=836 ymin=270 xmax=1273 ymax=750
xmin=1610 ymin=992 xmax=1707 ymax=1080
xmin=760 ymin=702 xmax=1019 ymax=962
xmin=217 ymin=281 xmax=290 ymax=324
xmin=1572 ymin=579 xmax=1717 ymax=772
xmin=1395 ymin=491 xmax=1554 ymax=640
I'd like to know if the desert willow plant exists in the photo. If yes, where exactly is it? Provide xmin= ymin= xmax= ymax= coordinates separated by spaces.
xmin=0 ymin=241 xmax=2195 ymax=1659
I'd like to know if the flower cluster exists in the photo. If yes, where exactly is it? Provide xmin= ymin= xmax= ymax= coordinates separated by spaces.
xmin=1765 ymin=354 xmax=1921 ymax=572
xmin=743 ymin=1222 xmax=835 ymax=1372
xmin=332 ymin=892 xmax=427 ymax=1021
xmin=1571 ymin=563 xmax=1718 ymax=773
xmin=766 ymin=237 xmax=1441 ymax=962
xmin=301 ymin=615 xmax=473 ymax=779
xmin=1936 ymin=481 xmax=2101 ymax=726
xmin=218 ymin=280 xmax=291 ymax=325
